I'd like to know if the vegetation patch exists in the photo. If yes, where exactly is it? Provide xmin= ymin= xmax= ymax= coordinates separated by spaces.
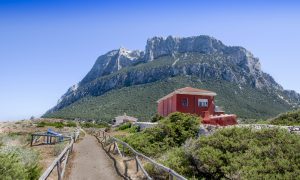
xmin=44 ymin=76 xmax=294 ymax=122
xmin=122 ymin=112 xmax=199 ymax=157
xmin=116 ymin=123 xmax=139 ymax=133
xmin=36 ymin=121 xmax=77 ymax=128
xmin=270 ymin=109 xmax=300 ymax=126
xmin=0 ymin=146 xmax=42 ymax=179
xmin=79 ymin=122 xmax=108 ymax=128
xmin=152 ymin=127 xmax=300 ymax=179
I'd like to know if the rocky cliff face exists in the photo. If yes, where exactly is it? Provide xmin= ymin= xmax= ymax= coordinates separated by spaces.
xmin=46 ymin=35 xmax=300 ymax=114
xmin=144 ymin=36 xmax=226 ymax=61
xmin=80 ymin=48 xmax=144 ymax=85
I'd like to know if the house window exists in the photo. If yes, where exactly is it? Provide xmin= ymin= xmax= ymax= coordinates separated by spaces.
xmin=198 ymin=99 xmax=208 ymax=107
xmin=182 ymin=98 xmax=189 ymax=107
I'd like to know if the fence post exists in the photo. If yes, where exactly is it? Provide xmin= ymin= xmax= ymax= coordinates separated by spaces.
xmin=122 ymin=144 xmax=125 ymax=156
xmin=30 ymin=135 xmax=33 ymax=146
xmin=57 ymin=160 xmax=62 ymax=180
xmin=108 ymin=144 xmax=112 ymax=152
xmin=169 ymin=174 xmax=173 ymax=180
xmin=135 ymin=156 xmax=139 ymax=172
xmin=113 ymin=142 xmax=116 ymax=153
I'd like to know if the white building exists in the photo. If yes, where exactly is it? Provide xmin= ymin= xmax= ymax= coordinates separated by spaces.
xmin=112 ymin=113 xmax=138 ymax=126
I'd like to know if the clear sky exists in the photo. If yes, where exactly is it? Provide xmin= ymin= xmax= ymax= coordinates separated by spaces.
xmin=0 ymin=0 xmax=299 ymax=121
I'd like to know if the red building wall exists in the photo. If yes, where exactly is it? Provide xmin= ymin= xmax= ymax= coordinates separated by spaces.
xmin=158 ymin=95 xmax=177 ymax=117
xmin=157 ymin=101 xmax=164 ymax=116
xmin=158 ymin=94 xmax=215 ymax=119
xmin=176 ymin=94 xmax=215 ymax=119
xmin=157 ymin=93 xmax=238 ymax=126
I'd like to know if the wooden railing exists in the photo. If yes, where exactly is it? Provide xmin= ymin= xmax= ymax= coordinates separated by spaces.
xmin=92 ymin=129 xmax=187 ymax=180
xmin=30 ymin=133 xmax=71 ymax=146
xmin=39 ymin=129 xmax=80 ymax=180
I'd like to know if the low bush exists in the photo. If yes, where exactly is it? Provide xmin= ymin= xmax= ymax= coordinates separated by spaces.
xmin=151 ymin=114 xmax=163 ymax=122
xmin=270 ymin=110 xmax=300 ymax=126
xmin=65 ymin=121 xmax=77 ymax=127
xmin=0 ymin=148 xmax=42 ymax=180
xmin=54 ymin=122 xmax=64 ymax=128
xmin=156 ymin=127 xmax=300 ymax=179
xmin=116 ymin=123 xmax=139 ymax=133
xmin=80 ymin=122 xmax=108 ymax=128
xmin=0 ymin=152 xmax=27 ymax=179
xmin=122 ymin=112 xmax=199 ymax=157
xmin=36 ymin=121 xmax=46 ymax=127
xmin=36 ymin=121 xmax=77 ymax=128
xmin=117 ymin=122 xmax=132 ymax=130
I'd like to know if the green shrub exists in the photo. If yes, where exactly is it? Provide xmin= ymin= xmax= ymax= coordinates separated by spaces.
xmin=37 ymin=121 xmax=77 ymax=128
xmin=80 ymin=122 xmax=108 ymax=128
xmin=270 ymin=110 xmax=300 ymax=126
xmin=127 ymin=125 xmax=139 ymax=133
xmin=0 ymin=149 xmax=42 ymax=180
xmin=123 ymin=112 xmax=199 ymax=157
xmin=151 ymin=114 xmax=163 ymax=122
xmin=159 ymin=147 xmax=195 ymax=177
xmin=0 ymin=153 xmax=27 ymax=179
xmin=36 ymin=121 xmax=46 ymax=127
xmin=158 ymin=127 xmax=300 ymax=179
xmin=65 ymin=121 xmax=77 ymax=127
xmin=116 ymin=123 xmax=139 ymax=133
xmin=144 ymin=163 xmax=169 ymax=179
xmin=54 ymin=122 xmax=64 ymax=128
xmin=117 ymin=123 xmax=132 ymax=130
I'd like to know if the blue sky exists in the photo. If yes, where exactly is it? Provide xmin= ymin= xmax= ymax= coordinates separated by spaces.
xmin=0 ymin=0 xmax=300 ymax=121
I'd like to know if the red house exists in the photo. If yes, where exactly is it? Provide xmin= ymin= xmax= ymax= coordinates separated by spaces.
xmin=157 ymin=87 xmax=237 ymax=126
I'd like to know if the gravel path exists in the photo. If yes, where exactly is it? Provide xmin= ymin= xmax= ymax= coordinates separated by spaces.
xmin=67 ymin=134 xmax=122 ymax=180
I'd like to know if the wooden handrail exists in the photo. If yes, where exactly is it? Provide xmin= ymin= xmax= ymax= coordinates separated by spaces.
xmin=39 ymin=129 xmax=80 ymax=180
xmin=93 ymin=129 xmax=187 ymax=180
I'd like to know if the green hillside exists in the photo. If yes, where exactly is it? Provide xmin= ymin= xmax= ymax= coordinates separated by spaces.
xmin=44 ymin=76 xmax=293 ymax=122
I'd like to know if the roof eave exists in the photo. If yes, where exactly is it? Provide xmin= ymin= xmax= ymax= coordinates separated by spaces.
xmin=157 ymin=92 xmax=217 ymax=103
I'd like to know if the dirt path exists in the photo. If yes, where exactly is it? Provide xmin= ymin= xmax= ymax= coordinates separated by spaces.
xmin=67 ymin=134 xmax=122 ymax=180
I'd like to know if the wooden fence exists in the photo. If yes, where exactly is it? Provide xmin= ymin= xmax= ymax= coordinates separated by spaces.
xmin=39 ymin=129 xmax=80 ymax=180
xmin=30 ymin=133 xmax=71 ymax=146
xmin=92 ymin=129 xmax=187 ymax=180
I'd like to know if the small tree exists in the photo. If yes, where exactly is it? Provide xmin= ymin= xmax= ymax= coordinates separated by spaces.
xmin=151 ymin=114 xmax=163 ymax=122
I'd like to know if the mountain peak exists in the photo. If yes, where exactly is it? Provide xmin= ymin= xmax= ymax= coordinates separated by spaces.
xmin=144 ymin=35 xmax=226 ymax=61
xmin=117 ymin=47 xmax=142 ymax=61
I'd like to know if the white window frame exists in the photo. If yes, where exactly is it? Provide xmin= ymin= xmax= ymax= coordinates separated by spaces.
xmin=198 ymin=99 xmax=208 ymax=107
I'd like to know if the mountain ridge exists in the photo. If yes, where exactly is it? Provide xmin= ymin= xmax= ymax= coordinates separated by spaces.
xmin=45 ymin=35 xmax=300 ymax=121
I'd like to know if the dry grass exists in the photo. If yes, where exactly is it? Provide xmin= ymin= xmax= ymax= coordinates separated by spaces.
xmin=0 ymin=118 xmax=77 ymax=178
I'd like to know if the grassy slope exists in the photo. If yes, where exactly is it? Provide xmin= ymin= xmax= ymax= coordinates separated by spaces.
xmin=44 ymin=76 xmax=292 ymax=122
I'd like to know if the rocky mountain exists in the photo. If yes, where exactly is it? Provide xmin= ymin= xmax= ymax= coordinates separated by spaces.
xmin=44 ymin=35 xmax=300 ymax=121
